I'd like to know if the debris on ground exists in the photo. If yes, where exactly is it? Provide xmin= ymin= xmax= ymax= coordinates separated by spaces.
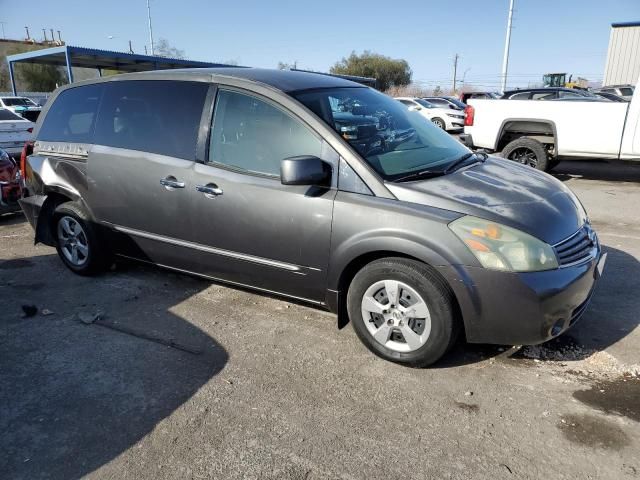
xmin=21 ymin=305 xmax=38 ymax=318
xmin=520 ymin=342 xmax=640 ymax=377
xmin=78 ymin=311 xmax=103 ymax=325
xmin=41 ymin=309 xmax=54 ymax=316
xmin=464 ymin=391 xmax=473 ymax=397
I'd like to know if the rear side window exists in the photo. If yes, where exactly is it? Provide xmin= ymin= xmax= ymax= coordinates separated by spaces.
xmin=94 ymin=80 xmax=208 ymax=160
xmin=38 ymin=85 xmax=103 ymax=143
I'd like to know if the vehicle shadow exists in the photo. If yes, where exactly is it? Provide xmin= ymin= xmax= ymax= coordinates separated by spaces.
xmin=552 ymin=160 xmax=640 ymax=183
xmin=0 ymin=211 xmax=26 ymax=226
xmin=0 ymin=251 xmax=228 ymax=480
xmin=436 ymin=244 xmax=640 ymax=367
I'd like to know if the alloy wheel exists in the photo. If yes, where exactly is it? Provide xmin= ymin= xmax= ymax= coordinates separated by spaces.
xmin=57 ymin=216 xmax=89 ymax=266
xmin=360 ymin=279 xmax=431 ymax=352
xmin=508 ymin=147 xmax=538 ymax=168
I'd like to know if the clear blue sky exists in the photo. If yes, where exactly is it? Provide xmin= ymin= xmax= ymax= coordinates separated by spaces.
xmin=1 ymin=0 xmax=639 ymax=89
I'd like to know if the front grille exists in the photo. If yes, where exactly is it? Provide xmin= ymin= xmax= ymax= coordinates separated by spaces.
xmin=554 ymin=225 xmax=597 ymax=267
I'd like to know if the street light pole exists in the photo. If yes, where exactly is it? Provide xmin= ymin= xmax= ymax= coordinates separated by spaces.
xmin=501 ymin=0 xmax=515 ymax=92
xmin=147 ymin=0 xmax=155 ymax=56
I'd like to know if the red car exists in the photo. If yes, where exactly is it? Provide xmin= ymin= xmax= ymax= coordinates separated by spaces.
xmin=0 ymin=148 xmax=23 ymax=215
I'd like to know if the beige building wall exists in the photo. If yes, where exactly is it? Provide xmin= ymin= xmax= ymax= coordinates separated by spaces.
xmin=603 ymin=23 xmax=640 ymax=86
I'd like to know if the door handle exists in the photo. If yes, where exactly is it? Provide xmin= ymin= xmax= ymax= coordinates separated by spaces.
xmin=160 ymin=177 xmax=185 ymax=189
xmin=196 ymin=184 xmax=223 ymax=198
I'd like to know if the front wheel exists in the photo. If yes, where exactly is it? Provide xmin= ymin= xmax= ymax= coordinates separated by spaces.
xmin=347 ymin=258 xmax=459 ymax=367
xmin=431 ymin=117 xmax=446 ymax=130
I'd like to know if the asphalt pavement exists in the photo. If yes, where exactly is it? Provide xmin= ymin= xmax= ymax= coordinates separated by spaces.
xmin=1 ymin=160 xmax=639 ymax=480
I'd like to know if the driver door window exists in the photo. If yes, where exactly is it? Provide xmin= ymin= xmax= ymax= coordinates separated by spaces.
xmin=209 ymin=89 xmax=322 ymax=176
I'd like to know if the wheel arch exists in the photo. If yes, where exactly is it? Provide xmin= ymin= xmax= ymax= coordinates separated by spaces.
xmin=495 ymin=118 xmax=558 ymax=152
xmin=330 ymin=245 xmax=464 ymax=335
xmin=35 ymin=186 xmax=93 ymax=246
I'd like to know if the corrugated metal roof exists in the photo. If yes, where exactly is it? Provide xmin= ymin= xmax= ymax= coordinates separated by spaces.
xmin=611 ymin=21 xmax=640 ymax=28
xmin=7 ymin=45 xmax=239 ymax=69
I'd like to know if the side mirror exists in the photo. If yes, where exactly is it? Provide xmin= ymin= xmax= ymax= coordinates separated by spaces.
xmin=281 ymin=156 xmax=332 ymax=187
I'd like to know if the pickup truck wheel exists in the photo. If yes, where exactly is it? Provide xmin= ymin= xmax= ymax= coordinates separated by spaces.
xmin=431 ymin=117 xmax=446 ymax=130
xmin=53 ymin=202 xmax=111 ymax=275
xmin=501 ymin=137 xmax=549 ymax=171
xmin=347 ymin=258 xmax=459 ymax=367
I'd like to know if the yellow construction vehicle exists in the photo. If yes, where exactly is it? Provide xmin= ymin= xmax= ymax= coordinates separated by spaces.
xmin=543 ymin=73 xmax=588 ymax=89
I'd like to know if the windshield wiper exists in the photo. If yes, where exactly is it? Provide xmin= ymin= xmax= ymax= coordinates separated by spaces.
xmin=392 ymin=169 xmax=446 ymax=183
xmin=444 ymin=152 xmax=487 ymax=174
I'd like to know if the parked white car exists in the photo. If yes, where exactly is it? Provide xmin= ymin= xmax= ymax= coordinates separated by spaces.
xmin=597 ymin=85 xmax=634 ymax=101
xmin=0 ymin=108 xmax=34 ymax=157
xmin=395 ymin=97 xmax=465 ymax=131
xmin=461 ymin=77 xmax=640 ymax=171
xmin=0 ymin=96 xmax=42 ymax=121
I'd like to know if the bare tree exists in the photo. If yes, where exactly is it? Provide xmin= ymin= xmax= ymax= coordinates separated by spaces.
xmin=154 ymin=38 xmax=186 ymax=59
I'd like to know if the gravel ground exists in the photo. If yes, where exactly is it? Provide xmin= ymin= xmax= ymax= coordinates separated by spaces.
xmin=1 ymin=160 xmax=639 ymax=480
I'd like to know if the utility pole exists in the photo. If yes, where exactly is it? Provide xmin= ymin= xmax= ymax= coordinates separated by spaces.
xmin=147 ymin=0 xmax=155 ymax=56
xmin=0 ymin=22 xmax=6 ymax=40
xmin=501 ymin=0 xmax=515 ymax=92
xmin=452 ymin=53 xmax=459 ymax=94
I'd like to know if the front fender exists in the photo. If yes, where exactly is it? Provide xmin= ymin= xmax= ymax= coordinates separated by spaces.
xmin=326 ymin=192 xmax=478 ymax=291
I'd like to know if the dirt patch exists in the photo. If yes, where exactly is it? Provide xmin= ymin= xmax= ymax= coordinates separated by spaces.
xmin=518 ymin=336 xmax=640 ymax=377
xmin=573 ymin=376 xmax=640 ymax=422
xmin=558 ymin=413 xmax=631 ymax=450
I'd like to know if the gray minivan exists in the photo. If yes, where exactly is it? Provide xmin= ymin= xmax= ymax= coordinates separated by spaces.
xmin=20 ymin=68 xmax=605 ymax=366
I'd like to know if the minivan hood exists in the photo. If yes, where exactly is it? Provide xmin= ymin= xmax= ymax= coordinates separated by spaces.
xmin=386 ymin=157 xmax=586 ymax=245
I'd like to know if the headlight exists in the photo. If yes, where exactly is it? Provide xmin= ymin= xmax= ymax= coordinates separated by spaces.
xmin=449 ymin=216 xmax=558 ymax=272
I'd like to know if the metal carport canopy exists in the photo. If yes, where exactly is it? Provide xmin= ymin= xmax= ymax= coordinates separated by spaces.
xmin=6 ymin=45 xmax=239 ymax=94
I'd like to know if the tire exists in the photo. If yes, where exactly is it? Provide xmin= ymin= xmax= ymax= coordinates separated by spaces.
xmin=347 ymin=258 xmax=459 ymax=367
xmin=53 ymin=201 xmax=111 ymax=275
xmin=501 ymin=137 xmax=550 ymax=171
xmin=431 ymin=117 xmax=446 ymax=130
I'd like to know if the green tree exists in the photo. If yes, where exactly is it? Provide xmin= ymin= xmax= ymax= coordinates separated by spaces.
xmin=330 ymin=51 xmax=411 ymax=91
xmin=18 ymin=64 xmax=66 ymax=91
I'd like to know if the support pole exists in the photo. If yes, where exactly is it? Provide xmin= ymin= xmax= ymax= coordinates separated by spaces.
xmin=65 ymin=48 xmax=74 ymax=84
xmin=452 ymin=53 xmax=459 ymax=94
xmin=8 ymin=60 xmax=17 ymax=95
xmin=147 ymin=0 xmax=155 ymax=56
xmin=501 ymin=0 xmax=515 ymax=92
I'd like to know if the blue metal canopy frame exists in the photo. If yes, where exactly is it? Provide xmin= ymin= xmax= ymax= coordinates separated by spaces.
xmin=6 ymin=45 xmax=238 ymax=94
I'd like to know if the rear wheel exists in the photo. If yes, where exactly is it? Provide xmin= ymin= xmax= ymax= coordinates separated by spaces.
xmin=53 ymin=202 xmax=110 ymax=275
xmin=431 ymin=117 xmax=446 ymax=130
xmin=501 ymin=137 xmax=550 ymax=171
xmin=347 ymin=258 xmax=459 ymax=367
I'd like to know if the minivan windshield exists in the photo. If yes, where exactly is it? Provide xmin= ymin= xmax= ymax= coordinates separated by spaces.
xmin=294 ymin=87 xmax=469 ymax=181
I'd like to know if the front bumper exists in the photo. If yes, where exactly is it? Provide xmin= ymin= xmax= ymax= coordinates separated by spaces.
xmin=438 ymin=249 xmax=604 ymax=345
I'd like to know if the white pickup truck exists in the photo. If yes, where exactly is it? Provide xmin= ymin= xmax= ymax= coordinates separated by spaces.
xmin=461 ymin=78 xmax=640 ymax=171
